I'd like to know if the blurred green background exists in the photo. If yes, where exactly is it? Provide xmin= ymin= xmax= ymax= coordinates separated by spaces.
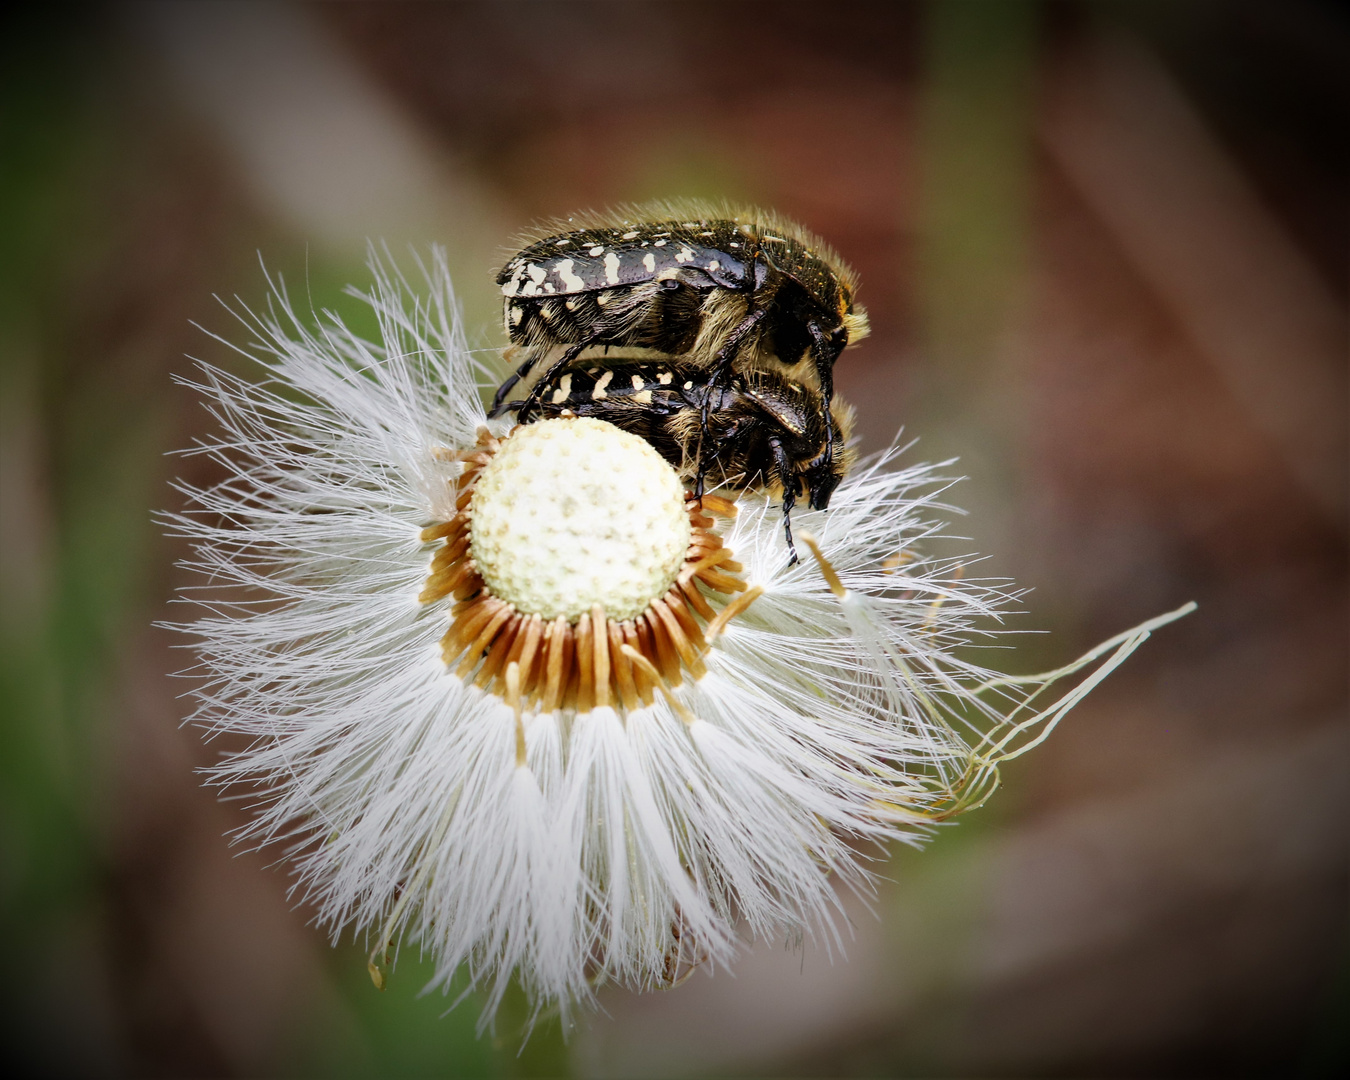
xmin=2 ymin=2 xmax=1345 ymax=1076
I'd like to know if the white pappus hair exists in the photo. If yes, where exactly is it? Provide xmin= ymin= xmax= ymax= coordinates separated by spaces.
xmin=164 ymin=248 xmax=1193 ymax=1030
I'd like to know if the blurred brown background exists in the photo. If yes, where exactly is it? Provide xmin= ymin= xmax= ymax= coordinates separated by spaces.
xmin=1 ymin=1 xmax=1345 ymax=1076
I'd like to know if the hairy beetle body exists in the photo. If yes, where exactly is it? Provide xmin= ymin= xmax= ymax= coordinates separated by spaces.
xmin=490 ymin=204 xmax=868 ymax=559
xmin=495 ymin=211 xmax=868 ymax=393
xmin=500 ymin=359 xmax=855 ymax=562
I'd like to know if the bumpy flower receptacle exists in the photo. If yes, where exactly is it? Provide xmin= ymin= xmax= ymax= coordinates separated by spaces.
xmin=420 ymin=418 xmax=762 ymax=713
xmin=470 ymin=418 xmax=690 ymax=621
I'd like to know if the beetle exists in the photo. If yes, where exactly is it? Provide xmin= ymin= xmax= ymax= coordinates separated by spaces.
xmin=497 ymin=359 xmax=855 ymax=563
xmin=489 ymin=205 xmax=868 ymax=501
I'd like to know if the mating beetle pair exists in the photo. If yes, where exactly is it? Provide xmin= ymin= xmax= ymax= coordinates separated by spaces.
xmin=490 ymin=206 xmax=869 ymax=562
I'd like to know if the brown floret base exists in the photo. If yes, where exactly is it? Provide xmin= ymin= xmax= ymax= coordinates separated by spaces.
xmin=420 ymin=427 xmax=758 ymax=714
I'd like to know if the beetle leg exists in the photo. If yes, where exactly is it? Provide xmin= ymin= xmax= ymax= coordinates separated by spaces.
xmin=704 ymin=306 xmax=769 ymax=399
xmin=695 ymin=306 xmax=769 ymax=497
xmin=806 ymin=320 xmax=844 ymax=501
xmin=513 ymin=333 xmax=603 ymax=425
xmin=489 ymin=351 xmax=540 ymax=417
xmin=768 ymin=434 xmax=800 ymax=566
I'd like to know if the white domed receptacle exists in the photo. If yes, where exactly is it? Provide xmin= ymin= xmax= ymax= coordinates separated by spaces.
xmin=469 ymin=417 xmax=692 ymax=622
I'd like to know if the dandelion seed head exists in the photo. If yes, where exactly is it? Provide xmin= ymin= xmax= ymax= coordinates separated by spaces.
xmin=164 ymin=248 xmax=1191 ymax=1031
xmin=470 ymin=417 xmax=690 ymax=622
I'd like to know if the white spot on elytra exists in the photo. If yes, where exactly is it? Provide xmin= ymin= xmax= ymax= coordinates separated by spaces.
xmin=675 ymin=246 xmax=695 ymax=263
xmin=642 ymin=252 xmax=656 ymax=272
xmin=683 ymin=381 xmax=693 ymax=389
xmin=550 ymin=373 xmax=573 ymax=405
xmin=603 ymin=251 xmax=621 ymax=285
xmin=555 ymin=258 xmax=585 ymax=293
xmin=630 ymin=374 xmax=645 ymax=390
xmin=632 ymin=389 xmax=653 ymax=404
xmin=622 ymin=230 xmax=639 ymax=239
xmin=708 ymin=259 xmax=720 ymax=272
xmin=592 ymin=370 xmax=613 ymax=399
xmin=657 ymin=371 xmax=673 ymax=385
xmin=654 ymin=239 xmax=667 ymax=247
xmin=502 ymin=263 xmax=529 ymax=297
xmin=588 ymin=245 xmax=605 ymax=257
